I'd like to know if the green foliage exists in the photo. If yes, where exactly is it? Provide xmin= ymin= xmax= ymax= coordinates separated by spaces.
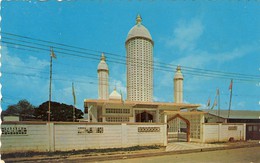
xmin=2 ymin=99 xmax=84 ymax=122
xmin=34 ymin=101 xmax=83 ymax=121
xmin=2 ymin=99 xmax=35 ymax=120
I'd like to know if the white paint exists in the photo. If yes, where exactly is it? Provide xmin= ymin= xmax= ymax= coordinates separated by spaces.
xmin=202 ymin=123 xmax=245 ymax=143
xmin=1 ymin=122 xmax=166 ymax=153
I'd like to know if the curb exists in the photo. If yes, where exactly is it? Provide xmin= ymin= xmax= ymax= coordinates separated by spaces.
xmin=3 ymin=143 xmax=260 ymax=162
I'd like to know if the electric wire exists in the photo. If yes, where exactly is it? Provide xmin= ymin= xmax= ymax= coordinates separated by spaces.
xmin=2 ymin=32 xmax=260 ymax=80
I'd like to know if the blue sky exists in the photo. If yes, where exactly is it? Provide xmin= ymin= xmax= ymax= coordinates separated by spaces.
xmin=1 ymin=1 xmax=260 ymax=112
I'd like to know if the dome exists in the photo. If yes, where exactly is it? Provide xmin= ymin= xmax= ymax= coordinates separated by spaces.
xmin=126 ymin=15 xmax=152 ymax=42
xmin=109 ymin=88 xmax=122 ymax=101
xmin=174 ymin=66 xmax=184 ymax=79
xmin=97 ymin=53 xmax=108 ymax=71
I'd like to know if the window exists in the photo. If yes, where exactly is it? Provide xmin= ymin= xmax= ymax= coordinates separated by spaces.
xmin=106 ymin=117 xmax=129 ymax=122
xmin=2 ymin=126 xmax=28 ymax=136
xmin=106 ymin=108 xmax=130 ymax=114
xmin=253 ymin=126 xmax=258 ymax=131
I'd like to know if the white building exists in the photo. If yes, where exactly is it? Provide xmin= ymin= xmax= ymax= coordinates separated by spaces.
xmin=174 ymin=66 xmax=184 ymax=103
xmin=98 ymin=53 xmax=109 ymax=100
xmin=125 ymin=15 xmax=154 ymax=102
xmin=84 ymin=15 xmax=206 ymax=143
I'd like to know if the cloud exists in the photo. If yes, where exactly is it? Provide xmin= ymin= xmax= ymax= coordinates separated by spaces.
xmin=173 ymin=44 xmax=259 ymax=70
xmin=165 ymin=18 xmax=204 ymax=52
xmin=2 ymin=45 xmax=49 ymax=74
xmin=157 ymin=17 xmax=260 ymax=104
xmin=1 ymin=46 xmax=59 ymax=109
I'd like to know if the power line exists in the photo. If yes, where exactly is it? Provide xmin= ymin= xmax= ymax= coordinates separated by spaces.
xmin=2 ymin=70 xmax=260 ymax=99
xmin=2 ymin=32 xmax=260 ymax=80
xmin=3 ymin=39 xmax=260 ymax=83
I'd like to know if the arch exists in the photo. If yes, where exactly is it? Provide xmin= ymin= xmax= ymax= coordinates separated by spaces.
xmin=136 ymin=111 xmax=153 ymax=122
xmin=167 ymin=114 xmax=190 ymax=142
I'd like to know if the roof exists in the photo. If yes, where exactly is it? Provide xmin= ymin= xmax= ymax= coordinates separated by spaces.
xmin=126 ymin=15 xmax=152 ymax=42
xmin=84 ymin=99 xmax=200 ymax=110
xmin=202 ymin=109 xmax=260 ymax=119
xmin=97 ymin=53 xmax=108 ymax=71
xmin=109 ymin=89 xmax=121 ymax=100
xmin=174 ymin=66 xmax=183 ymax=79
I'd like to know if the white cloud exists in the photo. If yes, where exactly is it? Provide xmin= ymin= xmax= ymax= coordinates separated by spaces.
xmin=2 ymin=45 xmax=49 ymax=74
xmin=157 ymin=17 xmax=260 ymax=105
xmin=165 ymin=18 xmax=204 ymax=52
xmin=173 ymin=44 xmax=259 ymax=70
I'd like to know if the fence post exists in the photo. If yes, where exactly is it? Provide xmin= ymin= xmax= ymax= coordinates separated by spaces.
xmin=48 ymin=122 xmax=55 ymax=152
xmin=243 ymin=123 xmax=246 ymax=140
xmin=218 ymin=123 xmax=222 ymax=142
xmin=121 ymin=123 xmax=127 ymax=147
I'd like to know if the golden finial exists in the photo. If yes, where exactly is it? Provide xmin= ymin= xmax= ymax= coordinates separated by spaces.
xmin=136 ymin=14 xmax=142 ymax=25
xmin=101 ymin=53 xmax=106 ymax=61
xmin=177 ymin=65 xmax=181 ymax=72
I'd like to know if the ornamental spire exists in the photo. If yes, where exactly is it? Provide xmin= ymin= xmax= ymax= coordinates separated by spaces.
xmin=101 ymin=53 xmax=106 ymax=61
xmin=177 ymin=65 xmax=181 ymax=72
xmin=136 ymin=14 xmax=142 ymax=25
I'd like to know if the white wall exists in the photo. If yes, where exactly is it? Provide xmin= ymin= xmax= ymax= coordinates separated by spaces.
xmin=1 ymin=122 xmax=166 ymax=153
xmin=202 ymin=123 xmax=246 ymax=143
xmin=1 ymin=123 xmax=49 ymax=153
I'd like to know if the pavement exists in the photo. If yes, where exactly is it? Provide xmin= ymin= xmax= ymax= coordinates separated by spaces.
xmin=2 ymin=141 xmax=260 ymax=163
xmin=166 ymin=142 xmax=227 ymax=152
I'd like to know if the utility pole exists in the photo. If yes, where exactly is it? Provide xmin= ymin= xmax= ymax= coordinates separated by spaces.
xmin=48 ymin=47 xmax=56 ymax=122
xmin=227 ymin=79 xmax=233 ymax=123
xmin=217 ymin=88 xmax=220 ymax=122
xmin=72 ymin=82 xmax=76 ymax=122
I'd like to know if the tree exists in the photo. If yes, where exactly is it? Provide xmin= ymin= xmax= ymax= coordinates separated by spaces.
xmin=34 ymin=101 xmax=83 ymax=121
xmin=2 ymin=99 xmax=35 ymax=121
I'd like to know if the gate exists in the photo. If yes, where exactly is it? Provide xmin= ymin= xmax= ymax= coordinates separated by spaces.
xmin=167 ymin=114 xmax=190 ymax=142
xmin=246 ymin=124 xmax=260 ymax=140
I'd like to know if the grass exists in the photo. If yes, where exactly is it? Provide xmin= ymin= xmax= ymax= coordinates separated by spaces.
xmin=2 ymin=145 xmax=162 ymax=159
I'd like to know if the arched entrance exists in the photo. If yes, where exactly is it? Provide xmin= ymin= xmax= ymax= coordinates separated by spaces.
xmin=167 ymin=114 xmax=190 ymax=142
xmin=136 ymin=111 xmax=153 ymax=122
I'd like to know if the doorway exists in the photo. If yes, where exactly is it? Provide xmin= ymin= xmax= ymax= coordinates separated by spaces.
xmin=136 ymin=111 xmax=153 ymax=122
xmin=167 ymin=114 xmax=190 ymax=142
xmin=246 ymin=124 xmax=260 ymax=140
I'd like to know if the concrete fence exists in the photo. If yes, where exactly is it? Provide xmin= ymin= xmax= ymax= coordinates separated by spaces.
xmin=202 ymin=123 xmax=246 ymax=143
xmin=1 ymin=122 xmax=167 ymax=153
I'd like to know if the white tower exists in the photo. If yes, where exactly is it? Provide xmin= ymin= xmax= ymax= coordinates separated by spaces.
xmin=174 ymin=66 xmax=184 ymax=103
xmin=125 ymin=15 xmax=154 ymax=102
xmin=97 ymin=53 xmax=109 ymax=100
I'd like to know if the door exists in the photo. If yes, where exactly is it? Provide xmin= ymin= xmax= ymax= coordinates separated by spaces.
xmin=246 ymin=124 xmax=260 ymax=140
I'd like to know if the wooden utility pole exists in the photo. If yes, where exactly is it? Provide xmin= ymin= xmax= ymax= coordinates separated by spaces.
xmin=227 ymin=79 xmax=233 ymax=123
xmin=48 ymin=47 xmax=56 ymax=122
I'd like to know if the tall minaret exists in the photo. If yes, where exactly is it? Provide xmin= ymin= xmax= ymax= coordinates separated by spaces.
xmin=174 ymin=66 xmax=184 ymax=103
xmin=97 ymin=53 xmax=109 ymax=100
xmin=125 ymin=14 xmax=154 ymax=102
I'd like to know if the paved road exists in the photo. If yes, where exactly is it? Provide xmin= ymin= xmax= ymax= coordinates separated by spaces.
xmin=100 ymin=146 xmax=260 ymax=163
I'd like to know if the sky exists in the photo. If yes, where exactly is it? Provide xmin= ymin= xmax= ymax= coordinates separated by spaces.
xmin=1 ymin=1 xmax=260 ymax=112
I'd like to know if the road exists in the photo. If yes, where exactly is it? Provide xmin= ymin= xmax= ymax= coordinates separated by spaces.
xmin=99 ymin=146 xmax=260 ymax=163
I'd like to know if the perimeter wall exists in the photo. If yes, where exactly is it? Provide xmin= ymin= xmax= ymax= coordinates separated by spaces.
xmin=1 ymin=122 xmax=167 ymax=153
xmin=202 ymin=123 xmax=246 ymax=142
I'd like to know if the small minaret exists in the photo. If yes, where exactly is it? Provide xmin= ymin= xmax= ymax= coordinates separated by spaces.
xmin=174 ymin=66 xmax=184 ymax=103
xmin=97 ymin=53 xmax=109 ymax=100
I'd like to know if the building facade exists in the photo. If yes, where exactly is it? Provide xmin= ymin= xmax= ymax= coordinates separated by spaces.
xmin=174 ymin=66 xmax=184 ymax=103
xmin=98 ymin=53 xmax=109 ymax=100
xmin=85 ymin=15 xmax=205 ymax=143
xmin=125 ymin=15 xmax=154 ymax=102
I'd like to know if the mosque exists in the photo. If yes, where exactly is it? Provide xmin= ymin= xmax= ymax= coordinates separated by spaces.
xmin=84 ymin=15 xmax=204 ymax=142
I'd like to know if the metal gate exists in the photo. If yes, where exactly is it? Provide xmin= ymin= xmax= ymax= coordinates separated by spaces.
xmin=246 ymin=124 xmax=260 ymax=140
xmin=167 ymin=114 xmax=190 ymax=142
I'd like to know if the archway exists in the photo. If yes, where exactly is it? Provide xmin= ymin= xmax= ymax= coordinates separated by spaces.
xmin=167 ymin=114 xmax=190 ymax=142
xmin=136 ymin=111 xmax=153 ymax=122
